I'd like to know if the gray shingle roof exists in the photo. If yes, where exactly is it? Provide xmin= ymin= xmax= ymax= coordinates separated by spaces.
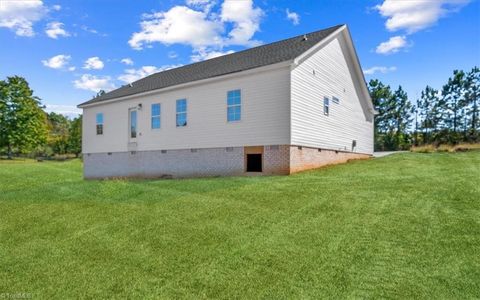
xmin=78 ymin=24 xmax=343 ymax=107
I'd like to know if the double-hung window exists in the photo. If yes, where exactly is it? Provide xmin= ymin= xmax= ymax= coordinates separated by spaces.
xmin=323 ymin=97 xmax=329 ymax=116
xmin=227 ymin=90 xmax=241 ymax=122
xmin=96 ymin=113 xmax=103 ymax=135
xmin=151 ymin=103 xmax=161 ymax=129
xmin=176 ymin=99 xmax=187 ymax=127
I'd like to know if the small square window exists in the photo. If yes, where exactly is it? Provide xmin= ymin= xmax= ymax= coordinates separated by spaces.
xmin=332 ymin=96 xmax=340 ymax=104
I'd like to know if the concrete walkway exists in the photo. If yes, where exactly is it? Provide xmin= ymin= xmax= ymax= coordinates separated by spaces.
xmin=373 ymin=151 xmax=408 ymax=158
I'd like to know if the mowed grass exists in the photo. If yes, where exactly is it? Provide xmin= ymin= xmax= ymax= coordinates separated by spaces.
xmin=0 ymin=153 xmax=479 ymax=299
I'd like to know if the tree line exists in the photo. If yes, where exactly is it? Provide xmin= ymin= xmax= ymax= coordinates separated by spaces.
xmin=1 ymin=67 xmax=479 ymax=157
xmin=0 ymin=76 xmax=82 ymax=159
xmin=369 ymin=66 xmax=479 ymax=151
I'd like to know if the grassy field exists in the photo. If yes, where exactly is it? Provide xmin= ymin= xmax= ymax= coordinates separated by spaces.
xmin=1 ymin=153 xmax=479 ymax=299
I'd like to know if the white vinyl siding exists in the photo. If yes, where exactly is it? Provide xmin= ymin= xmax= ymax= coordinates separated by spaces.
xmin=82 ymin=65 xmax=290 ymax=153
xmin=290 ymin=35 xmax=373 ymax=154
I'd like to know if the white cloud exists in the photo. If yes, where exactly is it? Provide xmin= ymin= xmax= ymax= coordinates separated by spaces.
xmin=0 ymin=0 xmax=47 ymax=36
xmin=129 ymin=6 xmax=223 ymax=50
xmin=78 ymin=24 xmax=107 ymax=37
xmin=190 ymin=47 xmax=234 ymax=62
xmin=83 ymin=57 xmax=104 ymax=70
xmin=220 ymin=0 xmax=263 ymax=46
xmin=376 ymin=35 xmax=408 ymax=54
xmin=45 ymin=21 xmax=69 ymax=39
xmin=120 ymin=58 xmax=134 ymax=65
xmin=363 ymin=66 xmax=397 ymax=75
xmin=118 ymin=65 xmax=182 ymax=84
xmin=45 ymin=104 xmax=81 ymax=118
xmin=52 ymin=5 xmax=61 ymax=11
xmin=73 ymin=74 xmax=114 ymax=92
xmin=286 ymin=9 xmax=300 ymax=25
xmin=129 ymin=0 xmax=263 ymax=50
xmin=186 ymin=0 xmax=216 ymax=12
xmin=80 ymin=25 xmax=97 ymax=34
xmin=68 ymin=66 xmax=76 ymax=71
xmin=376 ymin=0 xmax=470 ymax=33
xmin=42 ymin=54 xmax=71 ymax=69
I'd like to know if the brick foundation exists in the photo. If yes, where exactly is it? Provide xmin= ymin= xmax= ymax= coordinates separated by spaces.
xmin=83 ymin=145 xmax=370 ymax=179
xmin=289 ymin=146 xmax=370 ymax=174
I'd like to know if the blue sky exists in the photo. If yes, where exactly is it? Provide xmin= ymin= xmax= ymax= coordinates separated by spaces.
xmin=0 ymin=0 xmax=479 ymax=117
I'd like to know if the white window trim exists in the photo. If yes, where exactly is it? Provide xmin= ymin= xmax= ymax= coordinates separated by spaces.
xmin=227 ymin=89 xmax=242 ymax=123
xmin=151 ymin=103 xmax=161 ymax=130
xmin=96 ymin=113 xmax=103 ymax=135
xmin=176 ymin=99 xmax=187 ymax=127
xmin=324 ymin=97 xmax=330 ymax=116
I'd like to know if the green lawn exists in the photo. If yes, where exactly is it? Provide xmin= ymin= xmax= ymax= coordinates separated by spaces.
xmin=1 ymin=153 xmax=479 ymax=299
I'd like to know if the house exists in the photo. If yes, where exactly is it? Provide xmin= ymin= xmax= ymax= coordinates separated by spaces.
xmin=78 ymin=24 xmax=374 ymax=179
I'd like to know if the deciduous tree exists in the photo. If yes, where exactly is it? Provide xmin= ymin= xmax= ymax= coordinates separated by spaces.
xmin=0 ymin=76 xmax=47 ymax=158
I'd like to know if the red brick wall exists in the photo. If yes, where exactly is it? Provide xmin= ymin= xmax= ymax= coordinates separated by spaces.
xmin=263 ymin=145 xmax=290 ymax=175
xmin=289 ymin=146 xmax=370 ymax=174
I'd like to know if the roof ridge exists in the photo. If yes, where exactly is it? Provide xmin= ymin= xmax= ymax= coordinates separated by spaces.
xmin=79 ymin=24 xmax=345 ymax=107
xmin=129 ymin=24 xmax=344 ymax=87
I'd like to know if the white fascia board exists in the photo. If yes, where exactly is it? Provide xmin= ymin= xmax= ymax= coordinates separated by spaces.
xmin=292 ymin=25 xmax=347 ymax=66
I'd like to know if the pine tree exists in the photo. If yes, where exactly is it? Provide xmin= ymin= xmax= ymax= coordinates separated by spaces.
xmin=368 ymin=79 xmax=394 ymax=150
xmin=441 ymin=70 xmax=466 ymax=143
xmin=417 ymin=86 xmax=439 ymax=144
xmin=464 ymin=66 xmax=480 ymax=141
xmin=391 ymin=86 xmax=413 ymax=149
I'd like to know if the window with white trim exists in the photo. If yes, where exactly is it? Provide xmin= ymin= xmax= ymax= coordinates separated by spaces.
xmin=151 ymin=103 xmax=161 ymax=129
xmin=324 ymin=97 xmax=329 ymax=116
xmin=176 ymin=99 xmax=187 ymax=127
xmin=227 ymin=89 xmax=241 ymax=122
xmin=96 ymin=113 xmax=103 ymax=135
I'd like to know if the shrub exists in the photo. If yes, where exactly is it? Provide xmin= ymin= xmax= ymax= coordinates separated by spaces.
xmin=411 ymin=143 xmax=480 ymax=153
xmin=410 ymin=145 xmax=436 ymax=153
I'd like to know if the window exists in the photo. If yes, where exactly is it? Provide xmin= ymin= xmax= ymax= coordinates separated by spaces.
xmin=130 ymin=110 xmax=137 ymax=138
xmin=176 ymin=99 xmax=187 ymax=127
xmin=151 ymin=103 xmax=161 ymax=129
xmin=332 ymin=96 xmax=340 ymax=104
xmin=323 ymin=97 xmax=329 ymax=116
xmin=227 ymin=89 xmax=241 ymax=122
xmin=96 ymin=113 xmax=103 ymax=135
